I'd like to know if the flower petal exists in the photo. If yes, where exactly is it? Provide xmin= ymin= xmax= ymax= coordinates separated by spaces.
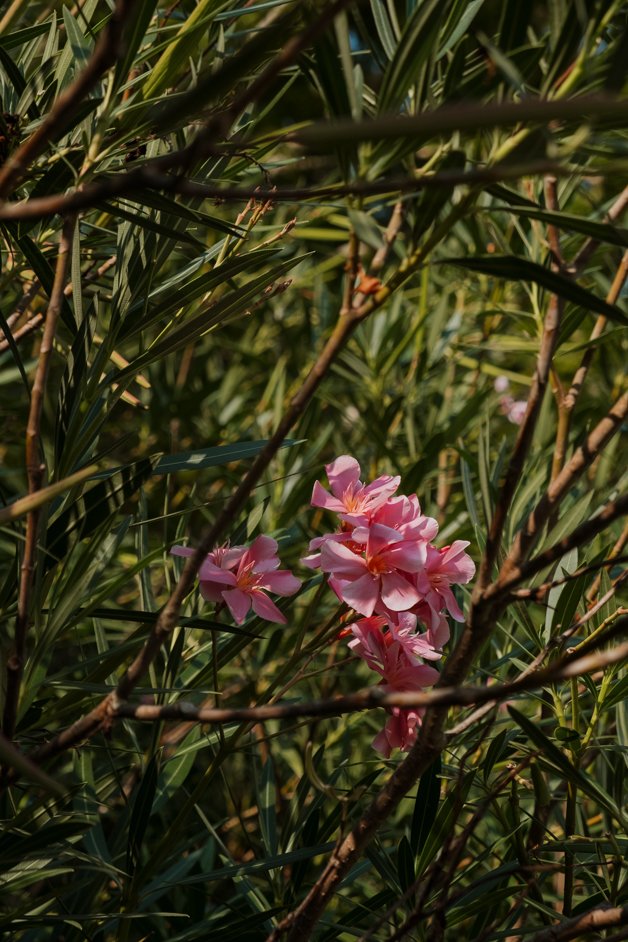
xmin=326 ymin=455 xmax=361 ymax=497
xmin=380 ymin=571 xmax=420 ymax=611
xmin=221 ymin=588 xmax=252 ymax=624
xmin=170 ymin=545 xmax=195 ymax=558
xmin=337 ymin=573 xmax=380 ymax=616
xmin=320 ymin=540 xmax=366 ymax=577
xmin=263 ymin=570 xmax=301 ymax=596
xmin=250 ymin=590 xmax=287 ymax=624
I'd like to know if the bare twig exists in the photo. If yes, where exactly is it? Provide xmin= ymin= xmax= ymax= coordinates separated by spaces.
xmin=497 ymin=395 xmax=628 ymax=584
xmin=528 ymin=904 xmax=628 ymax=942
xmin=2 ymin=216 xmax=75 ymax=740
xmin=510 ymin=555 xmax=628 ymax=600
xmin=476 ymin=291 xmax=564 ymax=591
xmin=571 ymin=185 xmax=628 ymax=273
xmin=0 ymin=160 xmax=576 ymax=224
xmin=23 ymin=628 xmax=626 ymax=766
xmin=544 ymin=175 xmax=565 ymax=269
xmin=587 ymin=519 xmax=628 ymax=602
xmin=551 ymin=249 xmax=628 ymax=479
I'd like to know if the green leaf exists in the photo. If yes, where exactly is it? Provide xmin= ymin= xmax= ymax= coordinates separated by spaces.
xmin=377 ymin=0 xmax=444 ymax=113
xmin=126 ymin=752 xmax=160 ymax=874
xmin=410 ymin=756 xmax=441 ymax=855
xmin=114 ymin=255 xmax=303 ymax=381
xmin=440 ymin=256 xmax=628 ymax=325
xmin=508 ymin=707 xmax=625 ymax=824
xmin=141 ymin=0 xmax=231 ymax=100
xmin=397 ymin=834 xmax=415 ymax=893
xmin=486 ymin=205 xmax=628 ymax=248
xmin=45 ymin=459 xmax=154 ymax=566
xmin=152 ymin=439 xmax=297 ymax=475
xmin=258 ymin=758 xmax=278 ymax=857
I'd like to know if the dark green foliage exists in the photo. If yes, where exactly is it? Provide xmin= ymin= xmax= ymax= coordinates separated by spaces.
xmin=0 ymin=1 xmax=626 ymax=940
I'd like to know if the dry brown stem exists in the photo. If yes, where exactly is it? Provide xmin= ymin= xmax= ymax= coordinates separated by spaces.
xmin=2 ymin=216 xmax=75 ymax=740
xmin=529 ymin=904 xmax=628 ymax=942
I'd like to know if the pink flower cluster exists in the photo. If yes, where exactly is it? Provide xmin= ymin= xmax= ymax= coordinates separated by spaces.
xmin=303 ymin=456 xmax=475 ymax=756
xmin=171 ymin=455 xmax=474 ymax=758
xmin=171 ymin=535 xmax=301 ymax=625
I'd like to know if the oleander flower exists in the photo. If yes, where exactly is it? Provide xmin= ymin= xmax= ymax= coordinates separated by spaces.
xmin=311 ymin=455 xmax=400 ymax=525
xmin=319 ymin=523 xmax=425 ymax=616
xmin=171 ymin=535 xmax=301 ymax=625
xmin=412 ymin=541 xmax=475 ymax=622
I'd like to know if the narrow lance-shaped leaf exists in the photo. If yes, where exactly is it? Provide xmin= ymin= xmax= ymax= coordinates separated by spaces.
xmin=440 ymin=255 xmax=628 ymax=325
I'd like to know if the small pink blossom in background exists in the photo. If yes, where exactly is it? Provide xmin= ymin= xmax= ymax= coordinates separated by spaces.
xmin=494 ymin=376 xmax=527 ymax=425
xmin=171 ymin=535 xmax=301 ymax=625
xmin=503 ymin=398 xmax=527 ymax=425
xmin=305 ymin=454 xmax=476 ymax=754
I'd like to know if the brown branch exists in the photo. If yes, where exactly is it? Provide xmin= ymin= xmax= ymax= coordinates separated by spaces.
xmin=2 ymin=216 xmax=75 ymax=740
xmin=0 ymin=0 xmax=132 ymax=199
xmin=476 ymin=291 xmax=564 ymax=592
xmin=0 ymin=160 xmax=577 ymax=225
xmin=286 ymin=94 xmax=628 ymax=149
xmin=491 ymin=494 xmax=628 ymax=599
xmin=0 ymin=255 xmax=118 ymax=354
xmin=529 ymin=904 xmax=628 ymax=942
xmin=371 ymin=200 xmax=404 ymax=273
xmin=544 ymin=175 xmax=565 ymax=270
xmin=498 ymin=393 xmax=628 ymax=583
xmin=551 ymin=249 xmax=628 ymax=479
xmin=587 ymin=519 xmax=628 ymax=602
xmin=571 ymin=185 xmax=628 ymax=273
xmin=96 ymin=638 xmax=625 ymax=725
xmin=0 ymin=313 xmax=44 ymax=354
xmin=510 ymin=555 xmax=628 ymax=600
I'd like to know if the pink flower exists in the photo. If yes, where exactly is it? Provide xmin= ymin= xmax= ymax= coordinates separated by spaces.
xmin=171 ymin=535 xmax=301 ymax=624
xmin=372 ymin=709 xmax=422 ymax=758
xmin=365 ymin=494 xmax=439 ymax=543
xmin=347 ymin=616 xmax=439 ymax=758
xmin=503 ymin=398 xmax=527 ymax=425
xmin=320 ymin=523 xmax=425 ymax=616
xmin=413 ymin=541 xmax=475 ymax=622
xmin=388 ymin=612 xmax=443 ymax=661
xmin=311 ymin=455 xmax=400 ymax=525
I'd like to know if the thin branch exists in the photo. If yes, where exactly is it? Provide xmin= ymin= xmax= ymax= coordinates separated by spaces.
xmin=102 ymin=639 xmax=627 ymax=725
xmin=571 ymin=185 xmax=628 ymax=273
xmin=588 ymin=519 xmax=628 ymax=602
xmin=371 ymin=200 xmax=404 ymax=273
xmin=476 ymin=290 xmax=564 ymax=592
xmin=551 ymin=249 xmax=628 ymax=479
xmin=497 ymin=395 xmax=628 ymax=584
xmin=528 ymin=904 xmax=628 ymax=942
xmin=492 ymin=494 xmax=628 ymax=598
xmin=2 ymin=216 xmax=75 ymax=740
xmin=544 ymin=175 xmax=565 ymax=270
xmin=510 ymin=555 xmax=628 ymax=600
xmin=0 ymin=160 xmax=579 ymax=225
xmin=0 ymin=0 xmax=132 ymax=199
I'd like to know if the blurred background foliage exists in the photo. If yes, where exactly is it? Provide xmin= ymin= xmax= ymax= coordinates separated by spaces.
xmin=0 ymin=0 xmax=626 ymax=939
